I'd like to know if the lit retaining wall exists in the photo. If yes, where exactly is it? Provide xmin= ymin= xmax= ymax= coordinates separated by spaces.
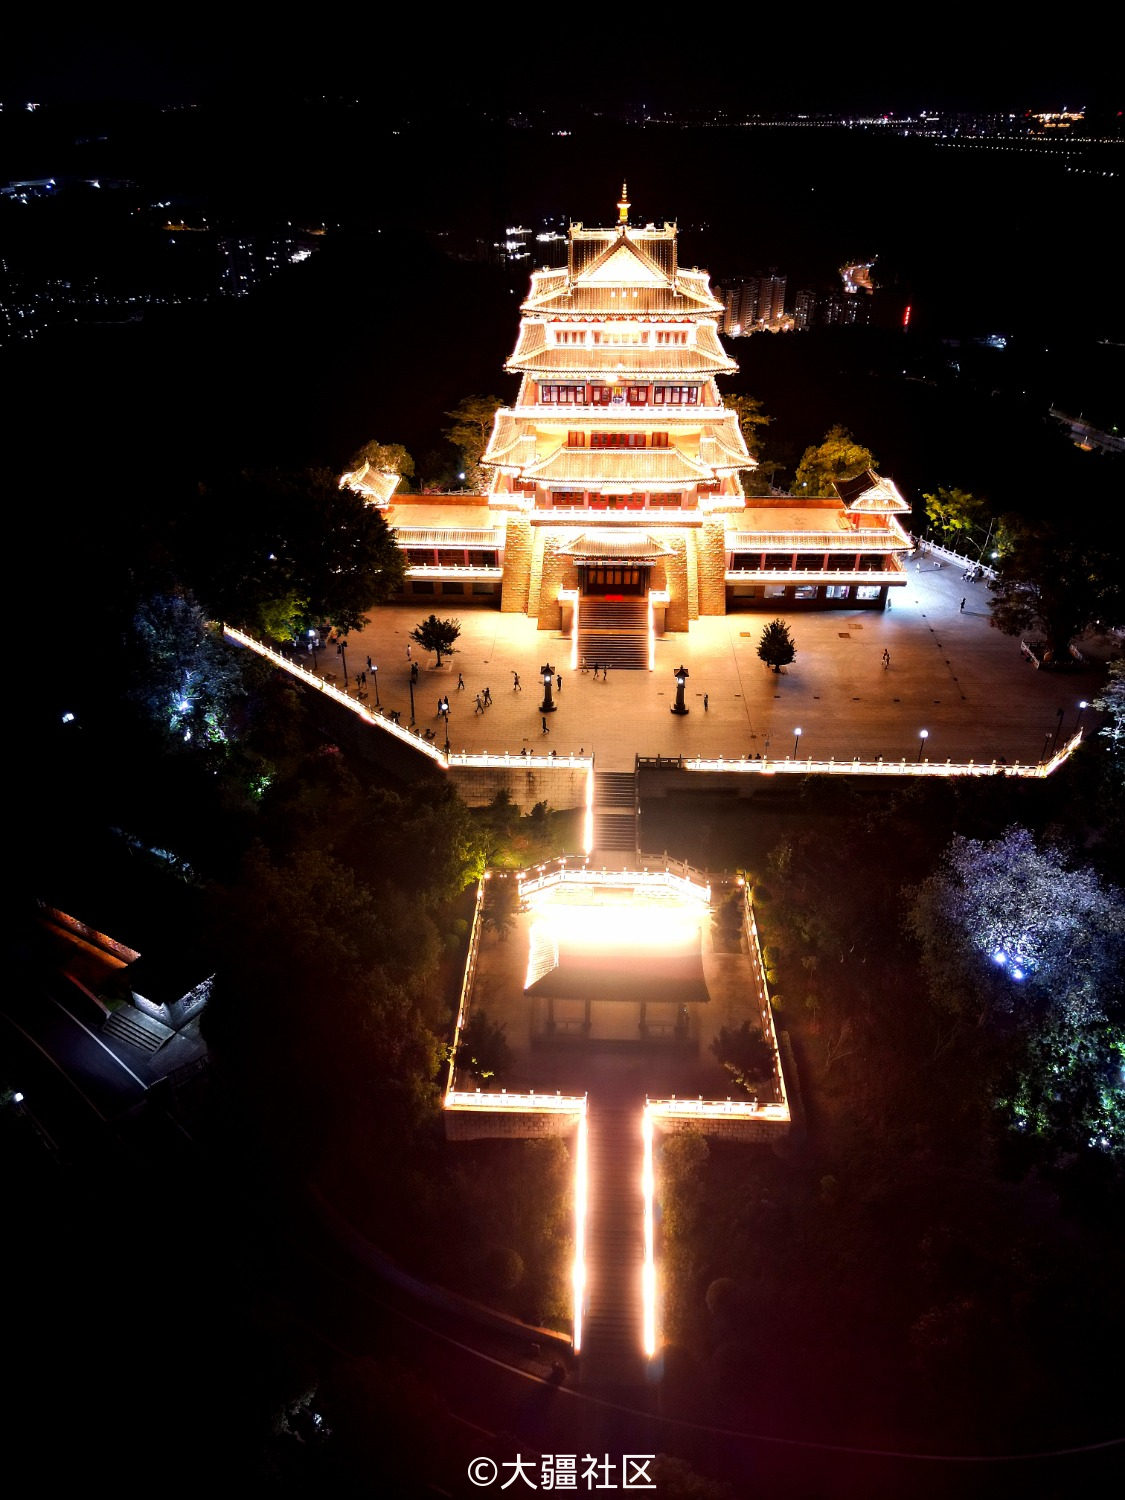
xmin=447 ymin=758 xmax=590 ymax=814
xmin=444 ymin=1103 xmax=585 ymax=1141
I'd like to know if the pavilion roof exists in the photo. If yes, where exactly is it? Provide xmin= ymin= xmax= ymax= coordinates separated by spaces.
xmin=522 ymin=230 xmax=723 ymax=316
xmin=521 ymin=445 xmax=714 ymax=487
xmin=506 ymin=340 xmax=735 ymax=379
xmin=698 ymin=415 xmax=754 ymax=469
xmin=556 ymin=530 xmax=675 ymax=559
xmin=833 ymin=470 xmax=911 ymax=512
xmin=480 ymin=413 xmax=539 ymax=468
xmin=338 ymin=460 xmax=401 ymax=506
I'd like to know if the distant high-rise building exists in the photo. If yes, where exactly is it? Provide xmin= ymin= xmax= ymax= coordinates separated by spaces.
xmin=756 ymin=272 xmax=786 ymax=326
xmin=718 ymin=272 xmax=787 ymax=334
xmin=793 ymin=289 xmax=817 ymax=330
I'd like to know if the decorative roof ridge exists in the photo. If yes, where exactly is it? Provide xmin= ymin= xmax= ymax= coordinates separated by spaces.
xmin=570 ymin=230 xmax=671 ymax=289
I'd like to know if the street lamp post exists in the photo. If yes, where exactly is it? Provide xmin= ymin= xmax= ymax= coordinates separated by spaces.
xmin=1050 ymin=707 xmax=1064 ymax=753
xmin=336 ymin=639 xmax=348 ymax=687
xmin=917 ymin=728 xmax=929 ymax=762
xmin=792 ymin=727 xmax=802 ymax=758
xmin=1075 ymin=700 xmax=1089 ymax=735
xmin=409 ymin=676 xmax=415 ymax=725
xmin=308 ymin=638 xmax=318 ymax=673
xmin=1042 ymin=729 xmax=1053 ymax=762
xmin=443 ymin=701 xmax=450 ymax=752
xmin=539 ymin=663 xmax=557 ymax=713
xmin=671 ymin=665 xmax=690 ymax=715
xmin=372 ymin=665 xmax=380 ymax=707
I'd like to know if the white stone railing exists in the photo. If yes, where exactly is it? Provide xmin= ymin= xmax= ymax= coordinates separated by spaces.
xmin=223 ymin=625 xmax=450 ymax=763
xmin=682 ymin=733 xmax=1083 ymax=780
xmin=518 ymin=863 xmax=710 ymax=904
xmin=445 ymin=1089 xmax=587 ymax=1114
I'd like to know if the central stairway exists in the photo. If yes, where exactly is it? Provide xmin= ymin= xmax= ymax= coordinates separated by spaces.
xmin=594 ymin=770 xmax=637 ymax=854
xmin=578 ymin=598 xmax=649 ymax=671
xmin=579 ymin=1102 xmax=648 ymax=1387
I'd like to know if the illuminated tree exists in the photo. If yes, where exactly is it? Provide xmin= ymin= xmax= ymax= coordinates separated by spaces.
xmin=410 ymin=614 xmax=461 ymax=667
xmin=922 ymin=486 xmax=990 ymax=548
xmin=793 ymin=425 xmax=876 ymax=496
xmin=1094 ymin=659 xmax=1125 ymax=762
xmin=347 ymin=439 xmax=415 ymax=480
xmin=757 ymin=618 xmax=796 ymax=673
xmin=128 ymin=591 xmax=244 ymax=752
xmin=906 ymin=826 xmax=1125 ymax=1031
xmin=443 ymin=394 xmax=504 ymax=486
xmin=726 ymin=393 xmax=772 ymax=460
xmin=987 ymin=518 xmax=1122 ymax=666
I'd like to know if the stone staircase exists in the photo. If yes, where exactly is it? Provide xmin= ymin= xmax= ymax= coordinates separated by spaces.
xmin=579 ymin=1103 xmax=648 ymax=1387
xmin=578 ymin=599 xmax=649 ymax=671
xmin=594 ymin=770 xmax=637 ymax=854
xmin=102 ymin=1007 xmax=173 ymax=1054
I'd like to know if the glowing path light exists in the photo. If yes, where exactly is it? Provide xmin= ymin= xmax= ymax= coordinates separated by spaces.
xmin=641 ymin=1107 xmax=657 ymax=1358
xmin=584 ymin=762 xmax=595 ymax=855
xmin=573 ymin=1108 xmax=589 ymax=1353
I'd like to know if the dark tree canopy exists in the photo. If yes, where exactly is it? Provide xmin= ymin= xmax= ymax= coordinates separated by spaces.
xmin=711 ymin=1021 xmax=774 ymax=1095
xmin=185 ymin=466 xmax=405 ymax=636
xmin=988 ymin=517 xmax=1123 ymax=664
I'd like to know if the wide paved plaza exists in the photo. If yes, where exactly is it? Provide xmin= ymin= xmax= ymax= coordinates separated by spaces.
xmin=337 ymin=560 xmax=1113 ymax=773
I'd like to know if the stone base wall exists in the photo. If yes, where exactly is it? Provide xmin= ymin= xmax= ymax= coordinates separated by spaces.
xmin=526 ymin=529 xmax=546 ymax=619
xmin=500 ymin=515 xmax=532 ymax=613
xmin=662 ymin=535 xmax=697 ymax=632
xmin=449 ymin=762 xmax=588 ymax=814
xmin=536 ymin=536 xmax=578 ymax=630
xmin=698 ymin=520 xmax=729 ymax=615
xmin=653 ymin=1114 xmax=790 ymax=1142
xmin=444 ymin=1109 xmax=582 ymax=1140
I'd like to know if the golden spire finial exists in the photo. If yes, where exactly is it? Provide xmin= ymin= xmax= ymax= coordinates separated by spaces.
xmin=617 ymin=182 xmax=629 ymax=225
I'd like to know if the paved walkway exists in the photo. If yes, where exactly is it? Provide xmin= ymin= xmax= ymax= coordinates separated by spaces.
xmin=332 ymin=566 xmax=1112 ymax=773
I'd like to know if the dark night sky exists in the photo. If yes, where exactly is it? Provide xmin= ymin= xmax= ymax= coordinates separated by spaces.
xmin=2 ymin=11 xmax=1119 ymax=116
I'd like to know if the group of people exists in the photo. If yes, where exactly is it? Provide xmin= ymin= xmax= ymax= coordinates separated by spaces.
xmin=473 ymin=687 xmax=493 ymax=715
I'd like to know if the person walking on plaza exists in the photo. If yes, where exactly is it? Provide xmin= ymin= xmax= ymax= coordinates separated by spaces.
xmin=541 ymin=716 xmax=550 ymax=735
xmin=581 ymin=657 xmax=589 ymax=674
xmin=483 ymin=686 xmax=492 ymax=706
xmin=593 ymin=662 xmax=600 ymax=680
xmin=411 ymin=661 xmax=419 ymax=684
xmin=704 ymin=693 xmax=709 ymax=711
xmin=882 ymin=648 xmax=891 ymax=670
xmin=959 ymin=597 xmax=966 ymax=613
xmin=366 ymin=655 xmax=373 ymax=672
xmin=556 ymin=674 xmax=562 ymax=692
xmin=512 ymin=671 xmax=521 ymax=691
xmin=406 ymin=643 xmax=411 ymax=660
xmin=457 ymin=672 xmax=465 ymax=690
xmin=603 ymin=664 xmax=609 ymax=682
xmin=474 ymin=693 xmax=484 ymax=714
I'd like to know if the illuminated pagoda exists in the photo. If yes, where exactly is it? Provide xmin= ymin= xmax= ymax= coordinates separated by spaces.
xmin=357 ymin=190 xmax=912 ymax=656
xmin=479 ymin=183 xmax=753 ymax=653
